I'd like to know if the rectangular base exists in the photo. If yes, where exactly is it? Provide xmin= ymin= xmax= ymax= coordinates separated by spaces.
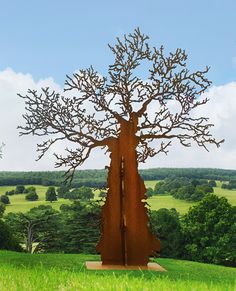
xmin=85 ymin=261 xmax=166 ymax=271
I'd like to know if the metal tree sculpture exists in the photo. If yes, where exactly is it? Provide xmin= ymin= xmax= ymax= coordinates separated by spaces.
xmin=19 ymin=28 xmax=223 ymax=266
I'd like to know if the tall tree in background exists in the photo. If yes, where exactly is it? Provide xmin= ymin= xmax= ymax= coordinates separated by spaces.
xmin=5 ymin=205 xmax=59 ymax=253
xmin=45 ymin=187 xmax=57 ymax=203
xmin=19 ymin=28 xmax=223 ymax=266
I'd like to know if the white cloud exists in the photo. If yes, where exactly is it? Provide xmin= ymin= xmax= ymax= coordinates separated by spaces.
xmin=0 ymin=68 xmax=235 ymax=171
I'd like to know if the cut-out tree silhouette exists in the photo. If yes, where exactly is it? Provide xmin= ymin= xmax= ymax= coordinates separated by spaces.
xmin=19 ymin=28 xmax=223 ymax=266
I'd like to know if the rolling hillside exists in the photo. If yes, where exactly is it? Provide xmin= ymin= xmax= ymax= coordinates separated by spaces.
xmin=1 ymin=182 xmax=235 ymax=214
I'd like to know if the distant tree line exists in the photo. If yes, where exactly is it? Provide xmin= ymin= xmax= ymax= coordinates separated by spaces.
xmin=0 ymin=194 xmax=235 ymax=267
xmin=0 ymin=168 xmax=236 ymax=187
xmin=139 ymin=168 xmax=236 ymax=182
xmin=221 ymin=179 xmax=236 ymax=190
xmin=4 ymin=185 xmax=95 ymax=204
xmin=0 ymin=170 xmax=107 ymax=187
xmin=153 ymin=178 xmax=214 ymax=202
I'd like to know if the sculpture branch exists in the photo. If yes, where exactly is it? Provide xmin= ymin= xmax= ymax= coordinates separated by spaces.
xmin=18 ymin=87 xmax=118 ymax=178
xmin=19 ymin=28 xmax=223 ymax=177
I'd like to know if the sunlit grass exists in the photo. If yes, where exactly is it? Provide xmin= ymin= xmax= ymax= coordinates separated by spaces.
xmin=213 ymin=187 xmax=236 ymax=205
xmin=0 ymin=185 xmax=71 ymax=214
xmin=0 ymin=251 xmax=235 ymax=291
xmin=145 ymin=180 xmax=159 ymax=189
xmin=145 ymin=180 xmax=236 ymax=213
xmin=148 ymin=195 xmax=196 ymax=214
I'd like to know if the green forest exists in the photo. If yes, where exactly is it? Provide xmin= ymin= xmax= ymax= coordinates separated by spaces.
xmin=0 ymin=167 xmax=236 ymax=187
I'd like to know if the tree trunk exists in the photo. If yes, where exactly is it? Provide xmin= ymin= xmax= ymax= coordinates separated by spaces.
xmin=97 ymin=118 xmax=160 ymax=266
xmin=26 ymin=223 xmax=33 ymax=253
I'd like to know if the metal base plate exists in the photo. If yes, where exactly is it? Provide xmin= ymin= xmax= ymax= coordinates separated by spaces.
xmin=85 ymin=261 xmax=166 ymax=271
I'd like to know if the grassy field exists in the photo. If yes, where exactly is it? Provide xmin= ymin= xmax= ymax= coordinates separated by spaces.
xmin=144 ymin=180 xmax=159 ymax=189
xmin=0 ymin=251 xmax=235 ymax=291
xmin=145 ymin=179 xmax=196 ymax=213
xmin=0 ymin=185 xmax=71 ymax=214
xmin=1 ymin=181 xmax=235 ymax=214
xmin=148 ymin=195 xmax=195 ymax=213
xmin=213 ymin=187 xmax=236 ymax=205
xmin=145 ymin=180 xmax=236 ymax=213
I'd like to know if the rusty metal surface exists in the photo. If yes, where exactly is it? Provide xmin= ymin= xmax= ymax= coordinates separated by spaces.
xmin=97 ymin=118 xmax=160 ymax=266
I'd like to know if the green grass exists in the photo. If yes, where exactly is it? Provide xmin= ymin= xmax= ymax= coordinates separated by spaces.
xmin=145 ymin=180 xmax=159 ymax=189
xmin=148 ymin=195 xmax=195 ymax=214
xmin=0 ymin=251 xmax=235 ymax=291
xmin=145 ymin=180 xmax=196 ymax=214
xmin=213 ymin=187 xmax=236 ymax=205
xmin=0 ymin=185 xmax=72 ymax=214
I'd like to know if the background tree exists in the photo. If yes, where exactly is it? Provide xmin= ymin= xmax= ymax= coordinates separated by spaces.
xmin=221 ymin=180 xmax=236 ymax=190
xmin=182 ymin=194 xmax=236 ymax=266
xmin=0 ymin=195 xmax=10 ymax=205
xmin=0 ymin=168 xmax=234 ymax=188
xmin=74 ymin=186 xmax=94 ymax=200
xmin=5 ymin=205 xmax=59 ymax=253
xmin=59 ymin=201 xmax=101 ymax=254
xmin=45 ymin=187 xmax=57 ymax=202
xmin=0 ymin=203 xmax=5 ymax=218
xmin=5 ymin=190 xmax=15 ymax=196
xmin=24 ymin=186 xmax=36 ymax=194
xmin=150 ymin=208 xmax=183 ymax=258
xmin=0 ymin=220 xmax=22 ymax=251
xmin=19 ymin=28 xmax=223 ymax=266
xmin=25 ymin=191 xmax=39 ymax=201
xmin=57 ymin=185 xmax=70 ymax=198
xmin=63 ymin=186 xmax=94 ymax=200
xmin=146 ymin=187 xmax=154 ymax=198
xmin=154 ymin=177 xmax=214 ymax=202
xmin=208 ymin=180 xmax=217 ymax=187
xmin=15 ymin=185 xmax=25 ymax=194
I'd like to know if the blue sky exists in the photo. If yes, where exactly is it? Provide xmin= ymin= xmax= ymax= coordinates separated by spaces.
xmin=0 ymin=0 xmax=236 ymax=170
xmin=0 ymin=0 xmax=235 ymax=86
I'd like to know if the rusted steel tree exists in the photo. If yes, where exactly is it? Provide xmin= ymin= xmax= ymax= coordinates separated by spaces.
xmin=19 ymin=28 xmax=223 ymax=266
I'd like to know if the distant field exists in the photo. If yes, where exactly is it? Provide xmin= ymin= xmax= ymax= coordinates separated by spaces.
xmin=145 ymin=180 xmax=236 ymax=214
xmin=145 ymin=180 xmax=159 ymax=189
xmin=1 ymin=181 xmax=235 ymax=214
xmin=0 ymin=185 xmax=71 ymax=214
xmin=213 ymin=187 xmax=236 ymax=205
xmin=145 ymin=180 xmax=196 ymax=213
xmin=148 ymin=195 xmax=195 ymax=214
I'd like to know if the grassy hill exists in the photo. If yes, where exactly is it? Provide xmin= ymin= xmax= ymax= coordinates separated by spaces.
xmin=1 ymin=182 xmax=236 ymax=214
xmin=0 ymin=251 xmax=235 ymax=291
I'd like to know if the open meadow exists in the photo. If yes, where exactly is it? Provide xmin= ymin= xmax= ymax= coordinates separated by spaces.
xmin=0 ymin=185 xmax=71 ymax=214
xmin=0 ymin=251 xmax=235 ymax=291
